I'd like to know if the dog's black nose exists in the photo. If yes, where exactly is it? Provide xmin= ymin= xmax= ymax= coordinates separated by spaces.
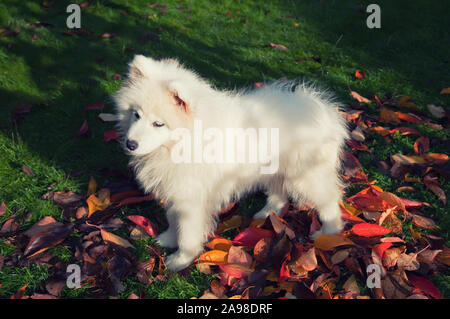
xmin=126 ymin=139 xmax=138 ymax=151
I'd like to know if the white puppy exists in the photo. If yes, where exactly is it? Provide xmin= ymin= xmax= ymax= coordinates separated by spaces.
xmin=114 ymin=55 xmax=348 ymax=271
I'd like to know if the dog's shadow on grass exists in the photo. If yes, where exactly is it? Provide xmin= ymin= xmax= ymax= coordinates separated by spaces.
xmin=1 ymin=0 xmax=448 ymax=191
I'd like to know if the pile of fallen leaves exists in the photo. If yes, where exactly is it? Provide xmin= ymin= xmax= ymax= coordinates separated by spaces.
xmin=1 ymin=86 xmax=449 ymax=299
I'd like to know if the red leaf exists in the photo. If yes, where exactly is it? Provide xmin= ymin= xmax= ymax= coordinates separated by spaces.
xmin=389 ymin=127 xmax=421 ymax=136
xmin=10 ymin=284 xmax=28 ymax=299
xmin=232 ymin=227 xmax=275 ymax=247
xmin=373 ymin=242 xmax=393 ymax=259
xmin=354 ymin=70 xmax=366 ymax=79
xmin=103 ymin=130 xmax=119 ymax=142
xmin=85 ymin=102 xmax=105 ymax=111
xmin=218 ymin=264 xmax=252 ymax=279
xmin=110 ymin=190 xmax=143 ymax=202
xmin=77 ymin=119 xmax=90 ymax=138
xmin=350 ymin=223 xmax=391 ymax=237
xmin=408 ymin=275 xmax=441 ymax=299
xmin=127 ymin=215 xmax=159 ymax=237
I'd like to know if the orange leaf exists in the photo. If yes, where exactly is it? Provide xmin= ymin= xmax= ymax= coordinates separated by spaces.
xmin=10 ymin=284 xmax=28 ymax=299
xmin=354 ymin=70 xmax=366 ymax=79
xmin=86 ymin=189 xmax=110 ymax=217
xmin=379 ymin=108 xmax=400 ymax=124
xmin=350 ymin=90 xmax=371 ymax=103
xmin=313 ymin=234 xmax=355 ymax=251
xmin=197 ymin=250 xmax=228 ymax=265
xmin=206 ymin=237 xmax=233 ymax=251
xmin=440 ymin=87 xmax=450 ymax=94
xmin=414 ymin=137 xmax=430 ymax=155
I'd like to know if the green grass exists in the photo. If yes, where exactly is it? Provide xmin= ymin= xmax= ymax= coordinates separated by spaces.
xmin=0 ymin=0 xmax=449 ymax=298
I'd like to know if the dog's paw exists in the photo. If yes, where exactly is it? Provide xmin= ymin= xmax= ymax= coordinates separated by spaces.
xmin=253 ymin=207 xmax=280 ymax=219
xmin=309 ymin=219 xmax=345 ymax=241
xmin=164 ymin=250 xmax=196 ymax=272
xmin=156 ymin=230 xmax=178 ymax=248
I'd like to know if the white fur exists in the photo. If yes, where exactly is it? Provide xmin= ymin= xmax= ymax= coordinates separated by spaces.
xmin=114 ymin=55 xmax=349 ymax=271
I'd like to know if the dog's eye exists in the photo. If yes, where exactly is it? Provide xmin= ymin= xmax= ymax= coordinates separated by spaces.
xmin=153 ymin=121 xmax=165 ymax=127
xmin=133 ymin=111 xmax=140 ymax=120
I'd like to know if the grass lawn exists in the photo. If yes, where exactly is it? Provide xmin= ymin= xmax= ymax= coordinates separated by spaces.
xmin=0 ymin=0 xmax=449 ymax=298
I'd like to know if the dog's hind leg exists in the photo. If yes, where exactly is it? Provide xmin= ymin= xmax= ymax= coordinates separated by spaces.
xmin=253 ymin=179 xmax=288 ymax=219
xmin=288 ymin=169 xmax=344 ymax=238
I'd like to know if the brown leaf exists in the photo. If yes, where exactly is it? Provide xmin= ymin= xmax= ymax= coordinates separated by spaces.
xmin=227 ymin=246 xmax=252 ymax=268
xmin=410 ymin=212 xmax=437 ymax=230
xmin=100 ymin=229 xmax=134 ymax=249
xmin=414 ymin=137 xmax=430 ymax=155
xmin=350 ymin=91 xmax=371 ymax=103
xmin=24 ymin=224 xmax=74 ymax=258
xmin=269 ymin=42 xmax=288 ymax=50
xmin=295 ymin=247 xmax=317 ymax=272
xmin=22 ymin=164 xmax=36 ymax=177
xmin=423 ymin=175 xmax=446 ymax=204
xmin=24 ymin=216 xmax=62 ymax=237
xmin=314 ymin=234 xmax=355 ymax=251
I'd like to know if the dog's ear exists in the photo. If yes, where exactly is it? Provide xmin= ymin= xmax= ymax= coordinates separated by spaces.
xmin=127 ymin=55 xmax=149 ymax=80
xmin=168 ymin=81 xmax=189 ymax=114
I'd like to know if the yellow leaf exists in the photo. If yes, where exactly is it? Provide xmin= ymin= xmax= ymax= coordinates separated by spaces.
xmin=398 ymin=96 xmax=416 ymax=108
xmin=87 ymin=176 xmax=97 ymax=196
xmin=216 ymin=215 xmax=242 ymax=234
xmin=87 ymin=188 xmax=110 ymax=217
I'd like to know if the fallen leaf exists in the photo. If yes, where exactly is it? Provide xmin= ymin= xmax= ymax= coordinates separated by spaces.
xmin=232 ymin=227 xmax=275 ymax=247
xmin=269 ymin=42 xmax=287 ymax=50
xmin=414 ymin=137 xmax=430 ymax=155
xmin=206 ymin=237 xmax=233 ymax=252
xmin=197 ymin=250 xmax=228 ymax=265
xmin=354 ymin=70 xmax=366 ymax=79
xmin=440 ymin=87 xmax=450 ymax=94
xmin=216 ymin=215 xmax=242 ymax=234
xmin=127 ymin=215 xmax=159 ymax=237
xmin=350 ymin=90 xmax=371 ymax=103
xmin=407 ymin=275 xmax=441 ymax=299
xmin=426 ymin=104 xmax=445 ymax=119
xmin=313 ymin=234 xmax=355 ymax=251
xmin=98 ymin=113 xmax=118 ymax=122
xmin=86 ymin=189 xmax=111 ymax=217
xmin=24 ymin=224 xmax=74 ymax=258
xmin=100 ymin=229 xmax=134 ymax=249
xmin=24 ymin=216 xmax=62 ymax=237
xmin=87 ymin=176 xmax=97 ymax=196
xmin=85 ymin=102 xmax=105 ymax=111
xmin=351 ymin=222 xmax=391 ymax=237
xmin=103 ymin=130 xmax=119 ymax=142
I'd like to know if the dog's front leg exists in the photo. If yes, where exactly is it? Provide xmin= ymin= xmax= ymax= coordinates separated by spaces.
xmin=164 ymin=204 xmax=207 ymax=272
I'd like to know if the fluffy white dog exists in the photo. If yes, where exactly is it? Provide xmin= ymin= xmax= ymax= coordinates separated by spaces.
xmin=114 ymin=55 xmax=348 ymax=271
